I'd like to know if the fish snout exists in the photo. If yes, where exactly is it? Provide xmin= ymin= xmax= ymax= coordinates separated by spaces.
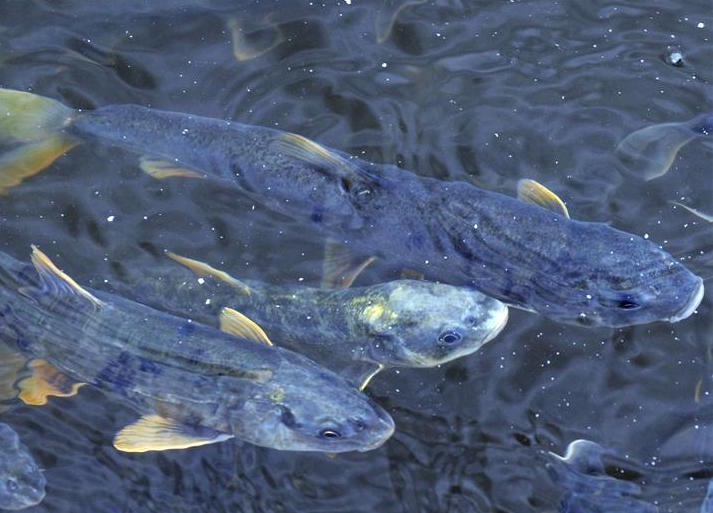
xmin=669 ymin=278 xmax=704 ymax=322
xmin=358 ymin=404 xmax=395 ymax=451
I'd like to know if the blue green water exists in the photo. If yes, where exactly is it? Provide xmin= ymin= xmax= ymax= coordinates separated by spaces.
xmin=0 ymin=0 xmax=711 ymax=511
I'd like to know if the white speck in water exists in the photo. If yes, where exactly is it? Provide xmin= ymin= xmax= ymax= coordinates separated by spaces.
xmin=197 ymin=278 xmax=205 ymax=285
xmin=344 ymin=0 xmax=351 ymax=4
xmin=381 ymin=62 xmax=387 ymax=68
xmin=644 ymin=233 xmax=649 ymax=239
xmin=181 ymin=128 xmax=189 ymax=135
xmin=473 ymin=223 xmax=478 ymax=230
xmin=106 ymin=215 xmax=115 ymax=222
xmin=205 ymin=299 xmax=211 ymax=305
xmin=586 ymin=294 xmax=592 ymax=300
xmin=697 ymin=22 xmax=705 ymax=28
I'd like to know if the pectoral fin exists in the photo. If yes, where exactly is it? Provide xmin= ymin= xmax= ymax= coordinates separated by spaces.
xmin=139 ymin=156 xmax=204 ymax=180
xmin=0 ymin=135 xmax=78 ymax=193
xmin=343 ymin=362 xmax=385 ymax=391
xmin=323 ymin=239 xmax=376 ymax=288
xmin=28 ymin=245 xmax=105 ymax=309
xmin=18 ymin=359 xmax=84 ymax=406
xmin=166 ymin=252 xmax=251 ymax=294
xmin=670 ymin=201 xmax=713 ymax=223
xmin=113 ymin=414 xmax=234 ymax=452
xmin=220 ymin=307 xmax=274 ymax=346
xmin=516 ymin=179 xmax=570 ymax=219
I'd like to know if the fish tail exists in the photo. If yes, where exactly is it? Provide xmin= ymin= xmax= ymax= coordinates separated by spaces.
xmin=0 ymin=88 xmax=79 ymax=192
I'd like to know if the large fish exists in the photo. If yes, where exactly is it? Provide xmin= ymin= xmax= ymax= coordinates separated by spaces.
xmin=0 ymin=88 xmax=703 ymax=327
xmin=85 ymin=251 xmax=508 ymax=389
xmin=0 ymin=246 xmax=394 ymax=453
xmin=0 ymin=423 xmax=45 ymax=511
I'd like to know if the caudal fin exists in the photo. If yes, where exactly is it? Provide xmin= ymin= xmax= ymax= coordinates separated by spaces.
xmin=0 ymin=88 xmax=78 ymax=192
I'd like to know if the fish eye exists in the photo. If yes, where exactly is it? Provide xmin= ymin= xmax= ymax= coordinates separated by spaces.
xmin=438 ymin=330 xmax=462 ymax=345
xmin=6 ymin=479 xmax=18 ymax=492
xmin=617 ymin=296 xmax=640 ymax=310
xmin=319 ymin=428 xmax=342 ymax=439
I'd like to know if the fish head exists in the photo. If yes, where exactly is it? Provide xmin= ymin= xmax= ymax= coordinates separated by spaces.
xmin=233 ymin=353 xmax=394 ymax=452
xmin=355 ymin=281 xmax=508 ymax=367
xmin=550 ymin=223 xmax=704 ymax=327
xmin=0 ymin=424 xmax=46 ymax=510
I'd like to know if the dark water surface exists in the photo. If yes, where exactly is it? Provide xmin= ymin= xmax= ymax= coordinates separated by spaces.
xmin=0 ymin=0 xmax=711 ymax=511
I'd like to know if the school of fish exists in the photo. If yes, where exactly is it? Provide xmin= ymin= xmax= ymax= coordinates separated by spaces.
xmin=0 ymin=87 xmax=707 ymax=509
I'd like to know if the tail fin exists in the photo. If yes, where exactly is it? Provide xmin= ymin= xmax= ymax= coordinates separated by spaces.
xmin=0 ymin=88 xmax=78 ymax=192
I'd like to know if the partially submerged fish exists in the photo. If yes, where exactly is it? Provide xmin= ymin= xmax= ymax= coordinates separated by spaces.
xmin=0 ymin=423 xmax=46 ymax=511
xmin=0 ymin=88 xmax=703 ymax=327
xmin=0 ymin=246 xmax=394 ymax=453
xmin=615 ymin=113 xmax=713 ymax=180
xmin=702 ymin=480 xmax=713 ymax=513
xmin=546 ymin=439 xmax=658 ymax=513
xmin=92 ymin=251 xmax=508 ymax=389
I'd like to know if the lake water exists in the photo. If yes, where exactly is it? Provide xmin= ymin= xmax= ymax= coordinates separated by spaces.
xmin=0 ymin=0 xmax=711 ymax=511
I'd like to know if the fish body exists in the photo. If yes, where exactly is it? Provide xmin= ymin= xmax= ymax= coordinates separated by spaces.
xmin=0 ymin=247 xmax=394 ymax=453
xmin=546 ymin=440 xmax=658 ymax=513
xmin=0 ymin=89 xmax=704 ymax=327
xmin=94 ymin=256 xmax=508 ymax=372
xmin=0 ymin=423 xmax=45 ymax=511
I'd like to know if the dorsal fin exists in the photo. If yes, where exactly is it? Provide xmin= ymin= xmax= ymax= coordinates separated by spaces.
xmin=516 ymin=179 xmax=570 ymax=218
xmin=323 ymin=238 xmax=376 ymax=288
xmin=166 ymin=252 xmax=252 ymax=294
xmin=220 ymin=307 xmax=273 ymax=346
xmin=29 ymin=245 xmax=104 ymax=308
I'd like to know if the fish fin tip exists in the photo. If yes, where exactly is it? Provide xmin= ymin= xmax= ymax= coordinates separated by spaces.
xmin=343 ymin=363 xmax=384 ymax=391
xmin=269 ymin=133 xmax=355 ymax=177
xmin=139 ymin=156 xmax=203 ymax=180
xmin=113 ymin=414 xmax=233 ymax=453
xmin=323 ymin=239 xmax=375 ymax=288
xmin=18 ymin=359 xmax=84 ymax=406
xmin=516 ymin=179 xmax=570 ymax=219
xmin=167 ymin=252 xmax=251 ymax=294
xmin=29 ymin=245 xmax=104 ymax=308
xmin=220 ymin=307 xmax=274 ymax=346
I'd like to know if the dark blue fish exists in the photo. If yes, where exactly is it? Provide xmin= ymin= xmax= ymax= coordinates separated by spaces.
xmin=546 ymin=440 xmax=658 ymax=513
xmin=0 ymin=88 xmax=703 ymax=327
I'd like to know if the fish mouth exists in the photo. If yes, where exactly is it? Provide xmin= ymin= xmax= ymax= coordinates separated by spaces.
xmin=669 ymin=278 xmax=704 ymax=322
xmin=358 ymin=405 xmax=395 ymax=452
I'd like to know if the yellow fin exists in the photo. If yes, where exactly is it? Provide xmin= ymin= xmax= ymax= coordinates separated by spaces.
xmin=270 ymin=133 xmax=358 ymax=179
xmin=0 ymin=88 xmax=74 ymax=143
xmin=516 ymin=179 xmax=570 ymax=219
xmin=220 ymin=307 xmax=273 ymax=346
xmin=166 ymin=252 xmax=251 ymax=295
xmin=30 ymin=245 xmax=105 ymax=308
xmin=113 ymin=414 xmax=234 ymax=453
xmin=18 ymin=359 xmax=84 ymax=406
xmin=0 ymin=135 xmax=78 ymax=193
xmin=695 ymin=378 xmax=703 ymax=403
xmin=227 ymin=17 xmax=284 ymax=62
xmin=139 ymin=156 xmax=203 ymax=180
xmin=323 ymin=238 xmax=376 ymax=288
xmin=358 ymin=364 xmax=384 ymax=392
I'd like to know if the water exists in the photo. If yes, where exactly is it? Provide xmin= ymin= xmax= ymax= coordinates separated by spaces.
xmin=0 ymin=0 xmax=711 ymax=511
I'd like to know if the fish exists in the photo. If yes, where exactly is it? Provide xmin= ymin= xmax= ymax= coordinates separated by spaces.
xmin=85 ymin=251 xmax=508 ymax=390
xmin=0 ymin=245 xmax=394 ymax=453
xmin=0 ymin=88 xmax=703 ymax=327
xmin=615 ymin=113 xmax=713 ymax=180
xmin=0 ymin=423 xmax=46 ymax=511
xmin=546 ymin=439 xmax=658 ymax=513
